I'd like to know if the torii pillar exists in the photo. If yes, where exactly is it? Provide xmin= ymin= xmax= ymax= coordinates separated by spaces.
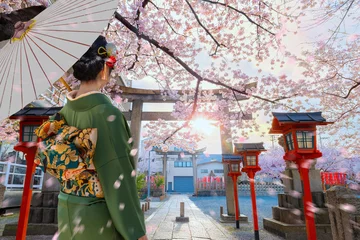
xmin=130 ymin=99 xmax=143 ymax=170
xmin=220 ymin=108 xmax=248 ymax=223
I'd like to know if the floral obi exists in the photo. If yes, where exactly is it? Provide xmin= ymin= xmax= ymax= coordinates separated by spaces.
xmin=34 ymin=117 xmax=104 ymax=198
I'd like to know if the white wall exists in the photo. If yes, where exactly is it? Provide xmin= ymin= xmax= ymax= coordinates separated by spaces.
xmin=166 ymin=161 xmax=192 ymax=191
xmin=197 ymin=162 xmax=225 ymax=179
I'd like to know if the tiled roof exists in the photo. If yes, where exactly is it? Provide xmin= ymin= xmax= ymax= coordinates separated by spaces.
xmin=234 ymin=143 xmax=266 ymax=152
xmin=272 ymin=112 xmax=326 ymax=123
xmin=11 ymin=107 xmax=62 ymax=117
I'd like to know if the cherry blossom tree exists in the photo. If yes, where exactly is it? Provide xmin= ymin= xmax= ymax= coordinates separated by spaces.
xmin=257 ymin=146 xmax=286 ymax=181
xmin=2 ymin=1 xmax=360 ymax=153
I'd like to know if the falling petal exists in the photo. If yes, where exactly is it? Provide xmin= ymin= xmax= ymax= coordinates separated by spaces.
xmin=99 ymin=227 xmax=104 ymax=234
xmin=128 ymin=138 xmax=133 ymax=144
xmin=119 ymin=203 xmax=125 ymax=211
xmin=107 ymin=115 xmax=116 ymax=122
xmin=291 ymin=209 xmax=301 ymax=216
xmin=131 ymin=170 xmax=136 ymax=177
xmin=130 ymin=149 xmax=138 ymax=156
xmin=289 ymin=190 xmax=301 ymax=198
xmin=119 ymin=174 xmax=124 ymax=180
xmin=113 ymin=180 xmax=121 ymax=189
xmin=52 ymin=231 xmax=60 ymax=240
xmin=209 ymin=210 xmax=216 ymax=216
xmin=73 ymin=217 xmax=81 ymax=225
xmin=106 ymin=220 xmax=112 ymax=228
xmin=339 ymin=204 xmax=356 ymax=213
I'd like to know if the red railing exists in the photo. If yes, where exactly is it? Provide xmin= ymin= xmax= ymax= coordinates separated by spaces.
xmin=321 ymin=172 xmax=347 ymax=186
xmin=197 ymin=176 xmax=226 ymax=190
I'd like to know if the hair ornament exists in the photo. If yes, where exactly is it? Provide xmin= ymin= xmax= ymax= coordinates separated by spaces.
xmin=97 ymin=43 xmax=117 ymax=68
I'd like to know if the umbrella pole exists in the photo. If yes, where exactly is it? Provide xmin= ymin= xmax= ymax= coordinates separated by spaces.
xmin=59 ymin=77 xmax=72 ymax=92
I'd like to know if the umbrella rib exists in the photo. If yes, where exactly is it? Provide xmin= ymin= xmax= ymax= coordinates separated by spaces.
xmin=0 ymin=45 xmax=12 ymax=78
xmin=0 ymin=45 xmax=15 ymax=87
xmin=23 ymin=39 xmax=38 ymax=100
xmin=37 ymin=19 xmax=112 ymax=28
xmin=36 ymin=7 xmax=116 ymax=27
xmin=20 ymin=42 xmax=23 ymax=108
xmin=28 ymin=32 xmax=90 ymax=47
xmin=32 ymin=29 xmax=104 ymax=33
xmin=29 ymin=34 xmax=79 ymax=59
xmin=25 ymin=35 xmax=65 ymax=74
xmin=36 ymin=0 xmax=89 ymax=25
xmin=24 ymin=36 xmax=53 ymax=86
xmin=0 ymin=45 xmax=17 ymax=109
xmin=8 ymin=43 xmax=21 ymax=116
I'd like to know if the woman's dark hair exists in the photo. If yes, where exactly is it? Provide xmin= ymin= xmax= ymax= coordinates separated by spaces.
xmin=72 ymin=35 xmax=108 ymax=81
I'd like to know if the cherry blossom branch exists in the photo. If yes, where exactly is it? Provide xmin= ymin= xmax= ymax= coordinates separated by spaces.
xmin=200 ymin=0 xmax=275 ymax=35
xmin=149 ymin=1 xmax=187 ymax=37
xmin=324 ymin=82 xmax=360 ymax=99
xmin=185 ymin=0 xmax=225 ymax=55
xmin=325 ymin=0 xmax=355 ymax=45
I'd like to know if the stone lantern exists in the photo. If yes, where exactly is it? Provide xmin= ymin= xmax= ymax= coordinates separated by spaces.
xmin=268 ymin=112 xmax=333 ymax=240
xmin=222 ymin=154 xmax=243 ymax=229
xmin=234 ymin=143 xmax=266 ymax=240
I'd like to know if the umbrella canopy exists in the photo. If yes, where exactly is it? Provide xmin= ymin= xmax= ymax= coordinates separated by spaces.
xmin=0 ymin=0 xmax=118 ymax=121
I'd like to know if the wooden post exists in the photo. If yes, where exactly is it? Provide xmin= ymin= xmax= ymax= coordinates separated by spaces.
xmin=180 ymin=202 xmax=185 ymax=217
xmin=145 ymin=202 xmax=148 ymax=211
xmin=220 ymin=206 xmax=224 ymax=216
xmin=142 ymin=204 xmax=145 ymax=212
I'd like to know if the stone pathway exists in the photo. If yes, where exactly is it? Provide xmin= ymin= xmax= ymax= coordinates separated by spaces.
xmin=0 ymin=195 xmax=238 ymax=239
xmin=145 ymin=194 xmax=233 ymax=240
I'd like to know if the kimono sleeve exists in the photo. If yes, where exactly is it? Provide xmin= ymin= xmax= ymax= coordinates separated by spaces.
xmin=97 ymin=107 xmax=146 ymax=240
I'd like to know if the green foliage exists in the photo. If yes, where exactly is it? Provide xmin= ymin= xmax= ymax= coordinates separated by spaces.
xmin=136 ymin=173 xmax=146 ymax=192
xmin=154 ymin=173 xmax=164 ymax=189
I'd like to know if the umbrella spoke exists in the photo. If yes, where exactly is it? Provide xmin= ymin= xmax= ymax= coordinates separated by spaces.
xmin=0 ymin=44 xmax=17 ymax=110
xmin=24 ymin=36 xmax=53 ymax=86
xmin=9 ymin=43 xmax=21 ymax=116
xmin=23 ymin=39 xmax=38 ymax=101
xmin=29 ymin=32 xmax=90 ymax=48
xmin=28 ymin=33 xmax=79 ymax=60
xmin=36 ymin=0 xmax=87 ymax=25
xmin=37 ymin=7 xmax=117 ymax=27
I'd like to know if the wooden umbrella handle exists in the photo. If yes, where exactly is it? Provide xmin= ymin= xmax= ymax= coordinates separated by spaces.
xmin=59 ymin=77 xmax=72 ymax=92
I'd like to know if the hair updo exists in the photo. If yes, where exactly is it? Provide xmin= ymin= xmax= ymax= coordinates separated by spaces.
xmin=72 ymin=35 xmax=108 ymax=82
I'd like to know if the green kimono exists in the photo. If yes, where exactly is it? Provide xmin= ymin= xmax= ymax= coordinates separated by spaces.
xmin=56 ymin=91 xmax=146 ymax=240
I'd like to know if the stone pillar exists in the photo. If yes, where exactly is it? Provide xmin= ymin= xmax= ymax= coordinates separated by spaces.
xmin=325 ymin=186 xmax=360 ymax=240
xmin=162 ymin=154 xmax=167 ymax=196
xmin=192 ymin=154 xmax=197 ymax=195
xmin=219 ymin=119 xmax=235 ymax=216
xmin=130 ymin=100 xmax=143 ymax=170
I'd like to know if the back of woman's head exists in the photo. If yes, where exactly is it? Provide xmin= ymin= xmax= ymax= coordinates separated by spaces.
xmin=72 ymin=35 xmax=108 ymax=82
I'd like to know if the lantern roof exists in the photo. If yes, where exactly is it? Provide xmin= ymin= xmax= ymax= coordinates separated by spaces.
xmin=272 ymin=112 xmax=327 ymax=123
xmin=9 ymin=107 xmax=62 ymax=120
xmin=269 ymin=112 xmax=333 ymax=134
xmin=222 ymin=154 xmax=243 ymax=162
xmin=234 ymin=143 xmax=266 ymax=153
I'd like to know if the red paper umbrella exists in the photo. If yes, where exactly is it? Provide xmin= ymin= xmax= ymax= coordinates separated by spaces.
xmin=0 ymin=0 xmax=118 ymax=121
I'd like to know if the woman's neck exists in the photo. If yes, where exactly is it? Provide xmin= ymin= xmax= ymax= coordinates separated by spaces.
xmin=76 ymin=81 xmax=101 ymax=97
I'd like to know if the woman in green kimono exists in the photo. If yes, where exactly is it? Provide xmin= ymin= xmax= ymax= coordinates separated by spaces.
xmin=45 ymin=36 xmax=147 ymax=240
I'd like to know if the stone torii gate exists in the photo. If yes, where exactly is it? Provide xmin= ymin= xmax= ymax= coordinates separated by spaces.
xmin=153 ymin=147 xmax=207 ymax=196
xmin=120 ymin=84 xmax=255 ymax=218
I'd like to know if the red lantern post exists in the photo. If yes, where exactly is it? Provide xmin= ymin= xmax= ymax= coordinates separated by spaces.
xmin=234 ymin=143 xmax=266 ymax=240
xmin=10 ymin=107 xmax=62 ymax=240
xmin=222 ymin=154 xmax=243 ymax=229
xmin=269 ymin=112 xmax=333 ymax=240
